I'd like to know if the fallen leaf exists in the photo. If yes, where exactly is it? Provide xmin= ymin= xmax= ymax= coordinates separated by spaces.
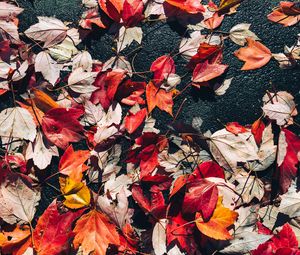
xmin=192 ymin=61 xmax=228 ymax=84
xmin=229 ymin=23 xmax=260 ymax=46
xmin=165 ymin=0 xmax=205 ymax=14
xmin=146 ymin=81 xmax=174 ymax=116
xmin=279 ymin=182 xmax=300 ymax=218
xmin=24 ymin=16 xmax=68 ymax=48
xmin=267 ymin=2 xmax=300 ymax=27
xmin=73 ymin=210 xmax=120 ymax=255
xmin=59 ymin=177 xmax=91 ymax=209
xmin=0 ymin=175 xmax=41 ymax=224
xmin=58 ymin=145 xmax=90 ymax=182
xmin=0 ymin=107 xmax=37 ymax=142
xmin=152 ymin=219 xmax=167 ymax=255
xmin=34 ymin=200 xmax=84 ymax=255
xmin=195 ymin=197 xmax=238 ymax=240
xmin=234 ymin=38 xmax=272 ymax=70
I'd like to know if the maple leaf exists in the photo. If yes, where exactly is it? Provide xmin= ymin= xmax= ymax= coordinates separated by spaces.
xmin=68 ymin=67 xmax=98 ymax=94
xmin=229 ymin=23 xmax=260 ymax=46
xmin=41 ymin=107 xmax=84 ymax=150
xmin=24 ymin=17 xmax=68 ymax=48
xmin=234 ymin=38 xmax=272 ymax=70
xmin=192 ymin=61 xmax=228 ymax=84
xmin=146 ymin=81 xmax=174 ymax=116
xmin=277 ymin=129 xmax=300 ymax=193
xmin=279 ymin=182 xmax=300 ymax=218
xmin=33 ymin=200 xmax=84 ymax=255
xmin=0 ymin=224 xmax=31 ymax=255
xmin=122 ymin=0 xmax=144 ymax=27
xmin=195 ymin=197 xmax=238 ymax=240
xmin=166 ymin=212 xmax=197 ymax=254
xmin=268 ymin=2 xmax=300 ymax=27
xmin=251 ymin=118 xmax=265 ymax=145
xmin=204 ymin=12 xmax=224 ymax=30
xmin=35 ymin=51 xmax=61 ymax=85
xmin=150 ymin=55 xmax=175 ymax=85
xmin=124 ymin=107 xmax=147 ymax=134
xmin=31 ymin=88 xmax=59 ymax=113
xmin=252 ymin=223 xmax=299 ymax=255
xmin=183 ymin=179 xmax=218 ymax=220
xmin=80 ymin=8 xmax=107 ymax=29
xmin=73 ymin=210 xmax=120 ymax=255
xmin=0 ymin=107 xmax=37 ymax=142
xmin=98 ymin=0 xmax=124 ymax=22
xmin=262 ymin=91 xmax=297 ymax=126
xmin=165 ymin=0 xmax=205 ymax=14
xmin=0 ymin=174 xmax=41 ymax=224
xmin=152 ymin=219 xmax=167 ymax=255
xmin=58 ymin=145 xmax=90 ymax=181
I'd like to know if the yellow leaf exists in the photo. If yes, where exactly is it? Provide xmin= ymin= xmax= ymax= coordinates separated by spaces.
xmin=218 ymin=0 xmax=242 ymax=14
xmin=195 ymin=197 xmax=238 ymax=240
xmin=60 ymin=177 xmax=91 ymax=209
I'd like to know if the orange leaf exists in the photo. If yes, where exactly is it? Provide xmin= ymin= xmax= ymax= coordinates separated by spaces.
xmin=165 ymin=0 xmax=205 ymax=14
xmin=234 ymin=38 xmax=272 ymax=70
xmin=195 ymin=197 xmax=238 ymax=240
xmin=98 ymin=0 xmax=124 ymax=22
xmin=73 ymin=210 xmax=120 ymax=255
xmin=124 ymin=108 xmax=147 ymax=134
xmin=146 ymin=81 xmax=173 ymax=116
xmin=58 ymin=145 xmax=90 ymax=182
xmin=267 ymin=2 xmax=300 ymax=27
xmin=32 ymin=88 xmax=59 ymax=113
xmin=0 ymin=225 xmax=30 ymax=255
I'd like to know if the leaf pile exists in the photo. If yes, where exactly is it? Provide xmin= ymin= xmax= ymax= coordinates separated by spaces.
xmin=0 ymin=0 xmax=299 ymax=255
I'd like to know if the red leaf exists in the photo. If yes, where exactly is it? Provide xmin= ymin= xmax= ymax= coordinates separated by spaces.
xmin=150 ymin=55 xmax=175 ymax=85
xmin=204 ymin=12 xmax=224 ymax=29
xmin=166 ymin=212 xmax=197 ymax=254
xmin=124 ymin=108 xmax=147 ymax=134
xmin=252 ymin=223 xmax=299 ymax=255
xmin=58 ymin=145 xmax=90 ymax=182
xmin=91 ymin=69 xmax=126 ymax=110
xmin=98 ymin=0 xmax=124 ymax=22
xmin=251 ymin=118 xmax=265 ymax=145
xmin=188 ymin=43 xmax=222 ymax=70
xmin=42 ymin=107 xmax=84 ymax=150
xmin=278 ymin=129 xmax=300 ymax=193
xmin=33 ymin=201 xmax=84 ymax=255
xmin=183 ymin=179 xmax=218 ymax=220
xmin=122 ymin=0 xmax=144 ymax=27
xmin=190 ymin=161 xmax=225 ymax=180
xmin=80 ymin=8 xmax=107 ymax=29
xmin=234 ymin=38 xmax=272 ymax=70
xmin=115 ymin=80 xmax=146 ymax=106
xmin=226 ymin=122 xmax=248 ymax=135
xmin=192 ymin=61 xmax=228 ymax=84
xmin=0 ymin=40 xmax=12 ymax=63
xmin=146 ymin=81 xmax=174 ymax=116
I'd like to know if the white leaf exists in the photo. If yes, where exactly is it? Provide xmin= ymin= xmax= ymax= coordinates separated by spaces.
xmin=167 ymin=245 xmax=185 ymax=255
xmin=11 ymin=61 xmax=29 ymax=81
xmin=279 ymin=182 xmax=300 ymax=218
xmin=0 ymin=20 xmax=20 ymax=43
xmin=26 ymin=131 xmax=59 ymax=170
xmin=97 ymin=188 xmax=133 ymax=228
xmin=24 ymin=16 xmax=68 ymax=48
xmin=117 ymin=26 xmax=143 ymax=52
xmin=246 ymin=124 xmax=277 ymax=171
xmin=262 ymin=91 xmax=297 ymax=126
xmin=49 ymin=37 xmax=78 ymax=62
xmin=72 ymin=51 xmax=93 ymax=72
xmin=0 ymin=107 xmax=37 ymax=141
xmin=272 ymin=53 xmax=295 ymax=69
xmin=179 ymin=31 xmax=202 ymax=61
xmin=0 ymin=175 xmax=41 ymax=224
xmin=152 ymin=219 xmax=167 ymax=255
xmin=277 ymin=130 xmax=288 ymax=166
xmin=68 ymin=67 xmax=98 ymax=93
xmin=103 ymin=56 xmax=132 ymax=75
xmin=0 ymin=1 xmax=23 ymax=18
xmin=104 ymin=173 xmax=132 ymax=200
xmin=35 ymin=51 xmax=61 ymax=85
xmin=258 ymin=205 xmax=279 ymax=230
xmin=214 ymin=77 xmax=233 ymax=96
xmin=229 ymin=23 xmax=260 ymax=46
xmin=209 ymin=128 xmax=259 ymax=171
xmin=220 ymin=232 xmax=271 ymax=254
xmin=83 ymin=101 xmax=104 ymax=126
xmin=82 ymin=0 xmax=98 ymax=8
xmin=235 ymin=206 xmax=258 ymax=234
xmin=234 ymin=173 xmax=264 ymax=204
